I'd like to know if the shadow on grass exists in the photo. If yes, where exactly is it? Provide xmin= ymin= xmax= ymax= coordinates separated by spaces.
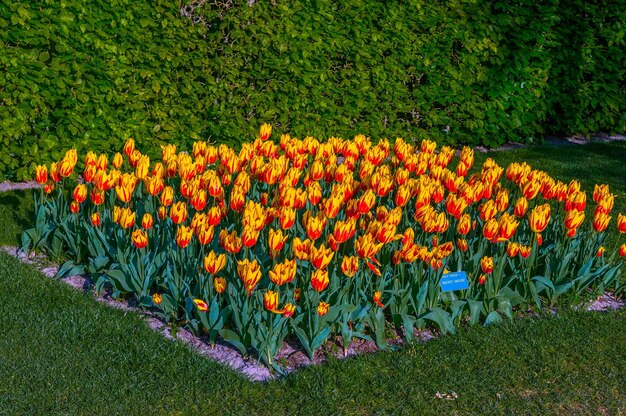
xmin=0 ymin=190 xmax=35 ymax=245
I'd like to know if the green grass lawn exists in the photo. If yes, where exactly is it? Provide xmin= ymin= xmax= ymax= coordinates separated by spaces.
xmin=0 ymin=141 xmax=625 ymax=415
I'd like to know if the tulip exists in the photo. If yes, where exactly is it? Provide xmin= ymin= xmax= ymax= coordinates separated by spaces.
xmin=514 ymin=197 xmax=528 ymax=218
xmin=69 ymin=201 xmax=80 ymax=214
xmin=519 ymin=245 xmax=531 ymax=259
xmin=269 ymin=259 xmax=297 ymax=286
xmin=207 ymin=206 xmax=222 ymax=226
xmin=220 ymin=229 xmax=242 ymax=254
xmin=152 ymin=293 xmax=162 ymax=305
xmin=141 ymin=213 xmax=154 ymax=230
xmin=193 ymin=299 xmax=209 ymax=312
xmin=157 ymin=206 xmax=167 ymax=220
xmin=478 ymin=274 xmax=487 ymax=285
xmin=479 ymin=200 xmax=498 ymax=221
xmin=341 ymin=256 xmax=359 ymax=278
xmin=268 ymin=228 xmax=288 ymax=252
xmin=91 ymin=213 xmax=101 ymax=227
xmin=214 ymin=276 xmax=227 ymax=294
xmin=317 ymin=301 xmax=330 ymax=316
xmin=259 ymin=123 xmax=272 ymax=141
xmin=593 ymin=212 xmax=611 ymax=233
xmin=480 ymin=256 xmax=494 ymax=274
xmin=446 ymin=194 xmax=467 ymax=219
xmin=495 ymin=213 xmax=519 ymax=241
xmin=596 ymin=246 xmax=605 ymax=257
xmin=131 ymin=229 xmax=148 ymax=249
xmin=506 ymin=242 xmax=520 ymax=257
xmin=283 ymin=303 xmax=296 ymax=317
xmin=123 ymin=138 xmax=135 ymax=156
xmin=357 ymin=189 xmax=376 ymax=213
xmin=373 ymin=290 xmax=384 ymax=308
xmin=617 ymin=213 xmax=626 ymax=234
xmin=528 ymin=204 xmax=551 ymax=233
xmin=170 ymin=202 xmax=188 ymax=224
xmin=310 ymin=243 xmax=334 ymax=270
xmin=355 ymin=233 xmax=384 ymax=259
xmin=118 ymin=207 xmax=136 ymax=229
xmin=482 ymin=218 xmax=499 ymax=241
xmin=160 ymin=186 xmax=174 ymax=207
xmin=204 ymin=251 xmax=226 ymax=275
xmin=522 ymin=179 xmax=541 ymax=200
xmin=145 ymin=176 xmax=164 ymax=196
xmin=293 ymin=237 xmax=312 ymax=261
xmin=59 ymin=149 xmax=77 ymax=177
xmin=456 ymin=238 xmax=468 ymax=252
xmin=35 ymin=165 xmax=48 ymax=184
xmin=46 ymin=164 xmax=60 ymax=185
xmin=564 ymin=209 xmax=585 ymax=233
xmin=112 ymin=152 xmax=123 ymax=169
xmin=619 ymin=244 xmax=626 ymax=257
xmin=237 ymin=258 xmax=262 ymax=294
xmin=457 ymin=213 xmax=472 ymax=235
xmin=306 ymin=212 xmax=326 ymax=241
xmin=196 ymin=223 xmax=214 ymax=246
xmin=176 ymin=225 xmax=193 ymax=248
xmin=263 ymin=290 xmax=281 ymax=313
xmin=311 ymin=269 xmax=329 ymax=292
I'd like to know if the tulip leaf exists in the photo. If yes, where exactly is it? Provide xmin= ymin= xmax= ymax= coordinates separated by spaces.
xmin=219 ymin=329 xmax=247 ymax=356
xmin=467 ymin=299 xmax=483 ymax=326
xmin=485 ymin=310 xmax=503 ymax=326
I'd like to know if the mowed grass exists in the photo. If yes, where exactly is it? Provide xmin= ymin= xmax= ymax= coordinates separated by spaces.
xmin=0 ymin=252 xmax=624 ymax=415
xmin=0 ymin=141 xmax=625 ymax=415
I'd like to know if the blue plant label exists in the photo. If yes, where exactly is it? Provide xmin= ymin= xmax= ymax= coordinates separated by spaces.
xmin=440 ymin=271 xmax=469 ymax=292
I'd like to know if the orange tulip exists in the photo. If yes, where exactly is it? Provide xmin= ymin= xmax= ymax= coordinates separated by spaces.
xmin=305 ymin=212 xmax=326 ymax=241
xmin=118 ymin=207 xmax=136 ymax=229
xmin=592 ymin=212 xmax=611 ymax=233
xmin=283 ymin=303 xmax=296 ymax=317
xmin=259 ymin=123 xmax=272 ymax=141
xmin=131 ymin=229 xmax=148 ymax=249
xmin=176 ymin=225 xmax=193 ymax=248
xmin=317 ymin=301 xmax=330 ymax=316
xmin=617 ymin=213 xmax=626 ymax=234
xmin=457 ymin=213 xmax=471 ymax=235
xmin=142 ymin=213 xmax=154 ymax=230
xmin=357 ymin=189 xmax=376 ymax=213
xmin=373 ymin=290 xmax=384 ymax=308
xmin=480 ymin=256 xmax=494 ymax=274
xmin=528 ymin=204 xmax=551 ymax=234
xmin=203 ymin=251 xmax=226 ymax=275
xmin=35 ymin=165 xmax=48 ymax=184
xmin=193 ymin=299 xmax=209 ymax=312
xmin=214 ymin=276 xmax=227 ymax=294
xmin=59 ymin=149 xmax=77 ymax=177
xmin=237 ymin=258 xmax=262 ymax=294
xmin=268 ymin=228 xmax=288 ymax=252
xmin=514 ymin=197 xmax=528 ymax=218
xmin=507 ymin=242 xmax=520 ymax=257
xmin=160 ymin=186 xmax=174 ymax=207
xmin=269 ymin=259 xmax=297 ymax=286
xmin=311 ymin=269 xmax=329 ymax=292
xmin=564 ymin=209 xmax=585 ymax=233
xmin=170 ymin=202 xmax=188 ymax=224
xmin=263 ymin=290 xmax=281 ymax=313
xmin=310 ymin=243 xmax=334 ymax=270
xmin=341 ymin=256 xmax=359 ymax=277
xmin=482 ymin=218 xmax=499 ymax=241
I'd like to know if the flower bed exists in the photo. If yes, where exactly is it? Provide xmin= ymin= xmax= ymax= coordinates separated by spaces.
xmin=22 ymin=126 xmax=625 ymax=371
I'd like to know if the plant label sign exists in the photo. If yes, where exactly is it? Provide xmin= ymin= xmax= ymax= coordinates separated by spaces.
xmin=440 ymin=271 xmax=469 ymax=292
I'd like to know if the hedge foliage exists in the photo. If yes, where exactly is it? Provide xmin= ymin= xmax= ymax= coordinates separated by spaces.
xmin=1 ymin=0 xmax=624 ymax=180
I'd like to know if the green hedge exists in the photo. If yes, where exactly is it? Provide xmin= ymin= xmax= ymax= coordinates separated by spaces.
xmin=1 ymin=0 xmax=624 ymax=180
